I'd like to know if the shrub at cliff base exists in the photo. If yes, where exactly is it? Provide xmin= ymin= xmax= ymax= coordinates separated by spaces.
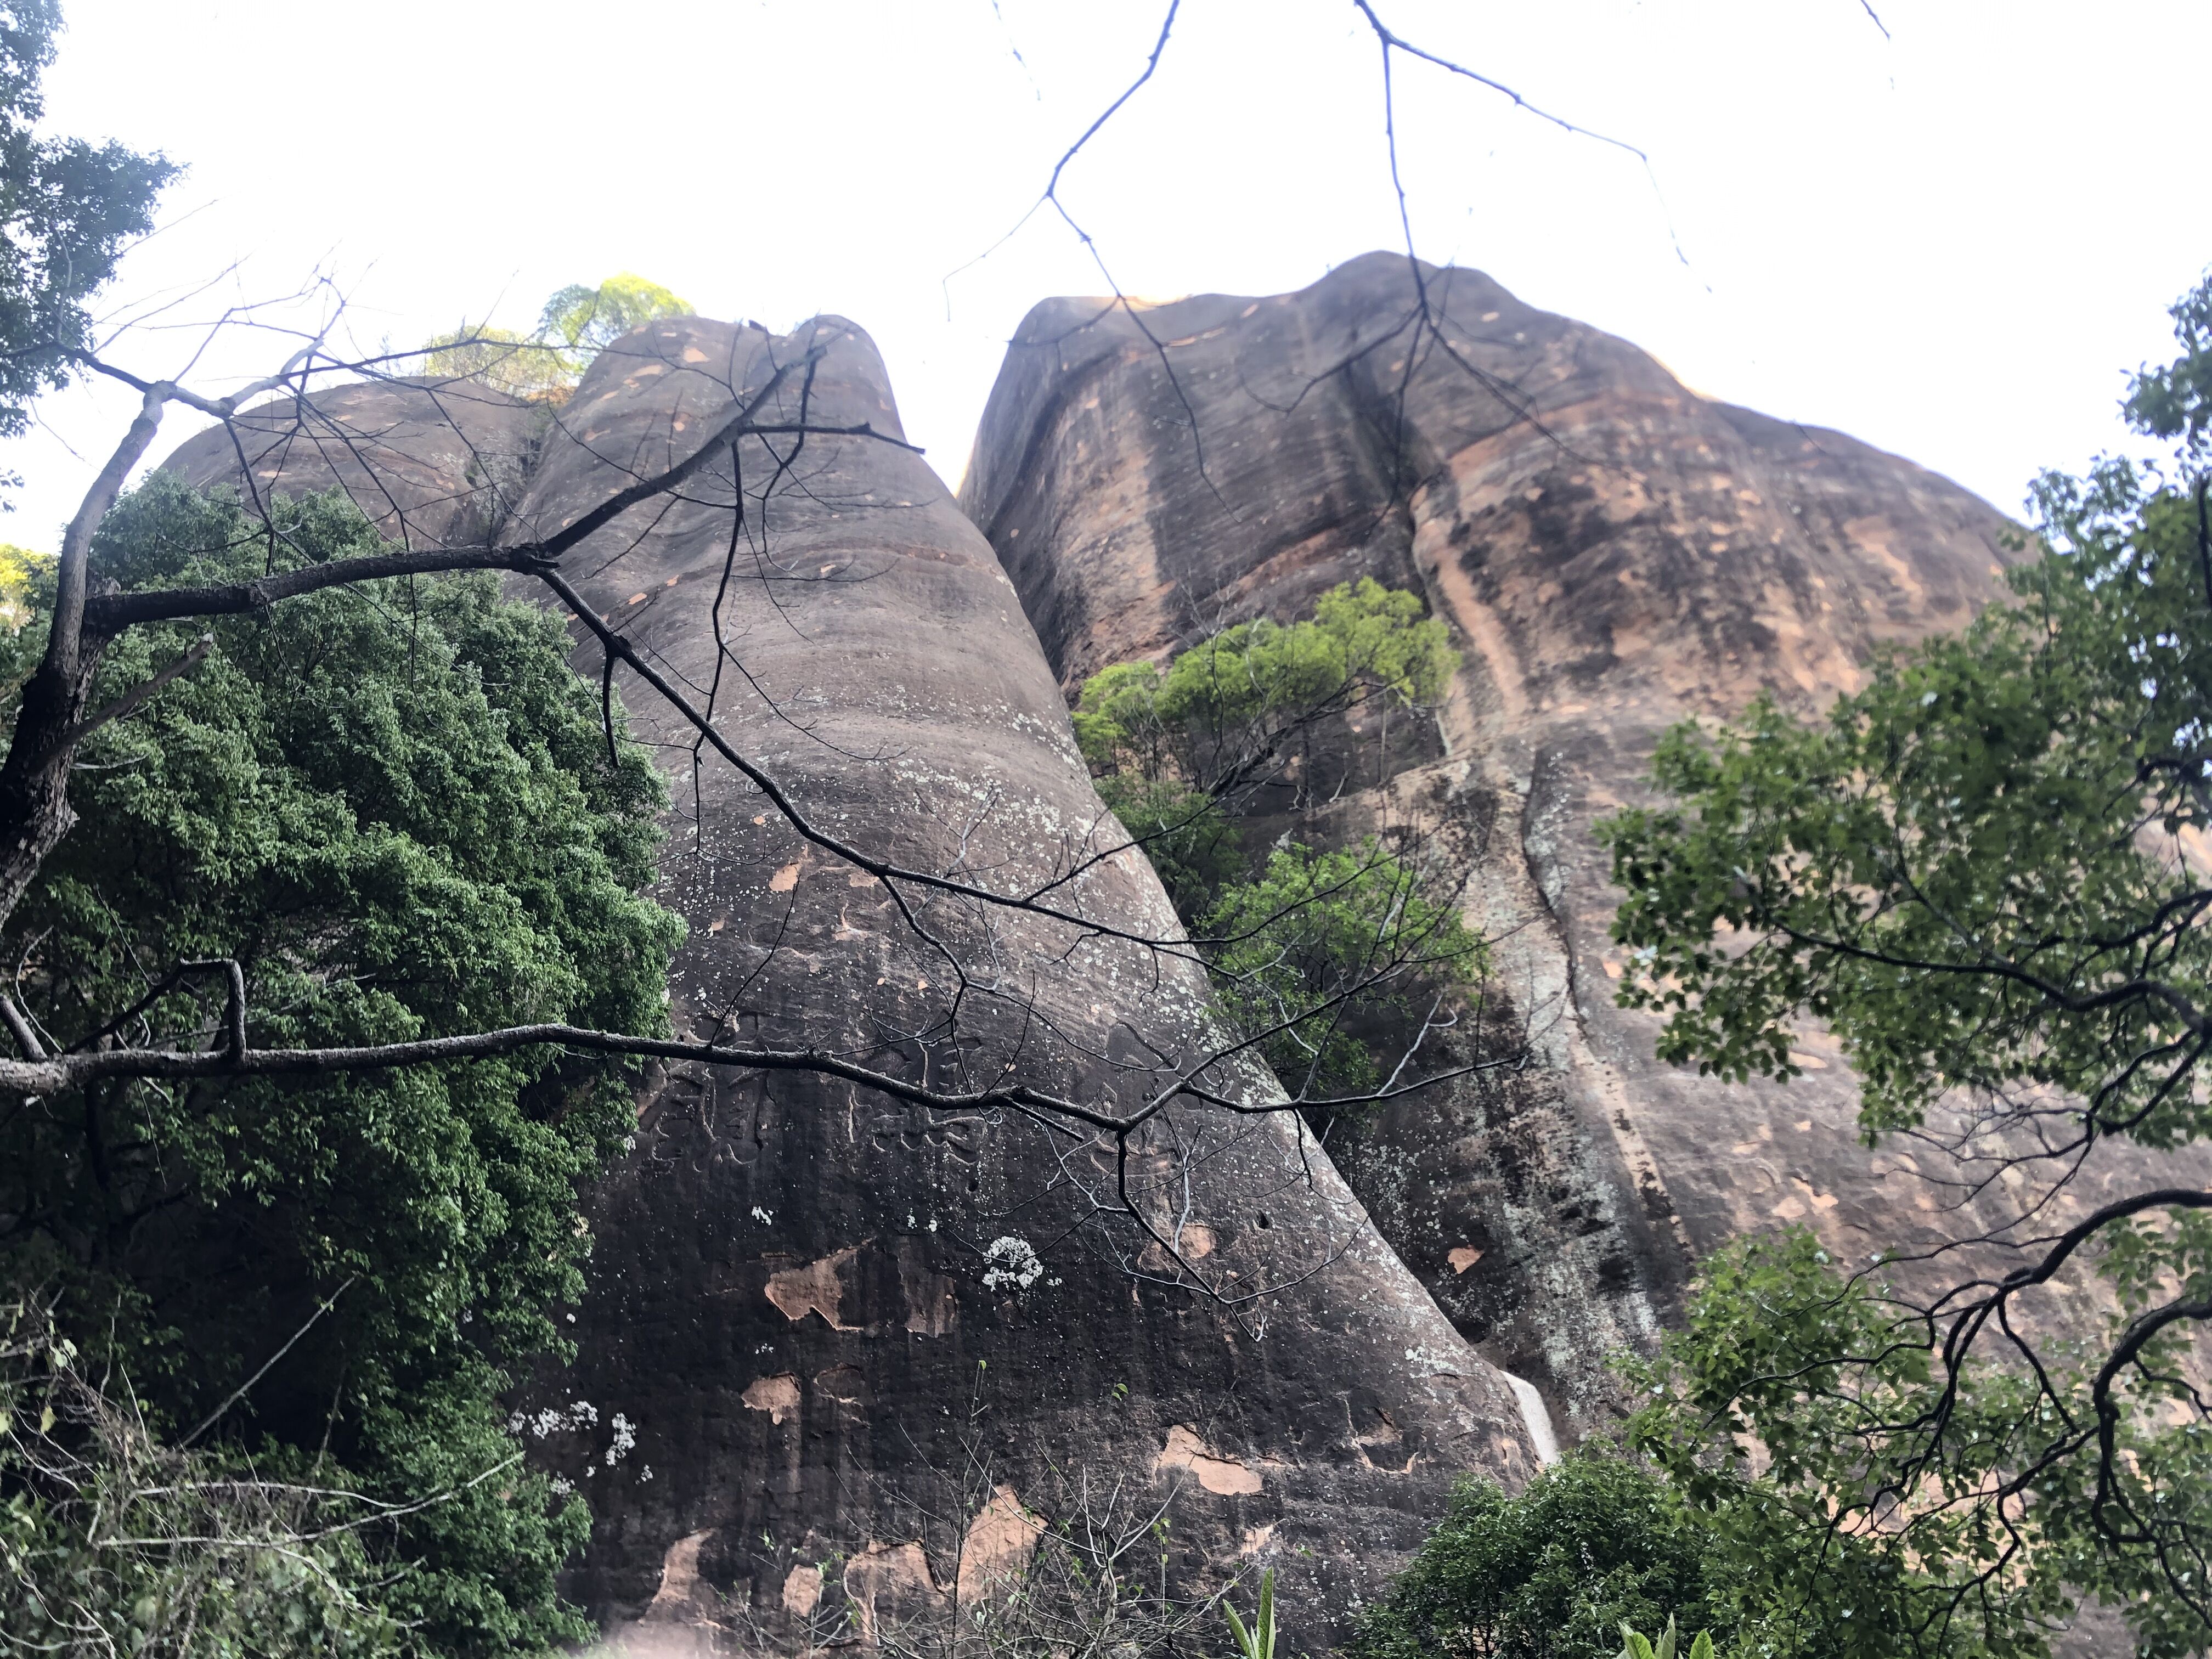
xmin=0 ymin=476 xmax=683 ymax=1653
xmin=1350 ymin=1453 xmax=1726 ymax=1659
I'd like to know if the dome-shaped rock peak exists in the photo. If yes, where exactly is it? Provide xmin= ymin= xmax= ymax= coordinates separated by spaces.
xmin=958 ymin=250 xmax=2212 ymax=1443
xmin=164 ymin=311 xmax=1541 ymax=1646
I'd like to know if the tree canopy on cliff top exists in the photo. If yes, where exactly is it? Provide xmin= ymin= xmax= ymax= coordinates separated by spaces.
xmin=421 ymin=274 xmax=694 ymax=400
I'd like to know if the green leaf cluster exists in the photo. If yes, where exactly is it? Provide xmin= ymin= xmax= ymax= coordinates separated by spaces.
xmin=1090 ymin=770 xmax=1242 ymax=921
xmin=2 ymin=1294 xmax=409 ymax=1657
xmin=1618 ymin=1620 xmax=1716 ymax=1659
xmin=1074 ymin=581 xmax=1471 ymax=1101
xmin=538 ymin=273 xmax=692 ymax=362
xmin=1600 ymin=426 xmax=2210 ymax=1148
xmin=1073 ymin=577 xmax=1457 ymax=805
xmin=1201 ymin=838 xmax=1482 ymax=1098
xmin=1623 ymin=1227 xmax=2212 ymax=1658
xmin=2125 ymin=273 xmax=2212 ymax=460
xmin=1595 ymin=270 xmax=2212 ymax=1658
xmin=420 ymin=273 xmax=693 ymax=400
xmin=0 ymin=475 xmax=684 ymax=1650
xmin=1223 ymin=1567 xmax=1276 ymax=1659
xmin=0 ymin=0 xmax=174 ymax=452
xmin=1350 ymin=1454 xmax=1727 ymax=1659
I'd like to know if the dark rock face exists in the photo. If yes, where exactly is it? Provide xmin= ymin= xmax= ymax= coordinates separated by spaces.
xmin=166 ymin=376 xmax=540 ymax=548
xmin=167 ymin=321 xmax=1536 ymax=1645
xmin=961 ymin=252 xmax=2205 ymax=1442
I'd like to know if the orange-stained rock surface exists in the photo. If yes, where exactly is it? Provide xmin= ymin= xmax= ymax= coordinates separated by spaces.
xmin=961 ymin=251 xmax=2212 ymax=1439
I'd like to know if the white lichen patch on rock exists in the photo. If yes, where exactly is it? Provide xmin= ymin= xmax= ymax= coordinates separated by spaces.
xmin=980 ymin=1234 xmax=1044 ymax=1291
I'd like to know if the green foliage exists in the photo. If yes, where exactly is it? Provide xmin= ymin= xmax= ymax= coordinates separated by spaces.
xmin=538 ymin=272 xmax=693 ymax=360
xmin=1090 ymin=771 xmax=1240 ymax=918
xmin=0 ymin=0 xmax=174 ymax=450
xmin=1352 ymin=1454 xmax=1726 ymax=1659
xmin=1222 ymin=1567 xmax=1276 ymax=1659
xmin=2 ymin=1294 xmax=406 ymax=1656
xmin=1622 ymin=1233 xmax=2100 ymax=1659
xmin=420 ymin=274 xmax=693 ymax=399
xmin=1201 ymin=839 xmax=1481 ymax=1097
xmin=1072 ymin=577 xmax=1457 ymax=805
xmin=1618 ymin=1620 xmax=1714 ymax=1659
xmin=2125 ymin=270 xmax=2212 ymax=458
xmin=0 ymin=475 xmax=682 ymax=1651
xmin=420 ymin=324 xmax=572 ymax=400
xmin=1074 ymin=582 xmax=1473 ymax=1099
xmin=1600 ymin=276 xmax=2212 ymax=1143
xmin=1595 ymin=272 xmax=2212 ymax=1657
xmin=1599 ymin=459 xmax=2211 ymax=1141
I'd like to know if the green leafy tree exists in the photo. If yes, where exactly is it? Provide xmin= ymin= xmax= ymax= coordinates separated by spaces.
xmin=0 ymin=0 xmax=174 ymax=458
xmin=1203 ymin=838 xmax=1482 ymax=1098
xmin=538 ymin=272 xmax=693 ymax=363
xmin=1073 ymin=576 xmax=1458 ymax=845
xmin=0 ymin=475 xmax=683 ymax=1651
xmin=1074 ymin=582 xmax=1480 ymax=1101
xmin=2 ymin=1294 xmax=406 ymax=1656
xmin=1351 ymin=1454 xmax=1728 ymax=1659
xmin=1597 ymin=274 xmax=2212 ymax=1656
xmin=420 ymin=323 xmax=572 ymax=400
xmin=419 ymin=275 xmax=693 ymax=400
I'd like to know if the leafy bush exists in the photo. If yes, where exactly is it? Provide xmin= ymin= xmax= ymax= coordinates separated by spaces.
xmin=0 ymin=476 xmax=682 ymax=1650
xmin=1350 ymin=1454 xmax=1725 ymax=1659
xmin=1072 ymin=582 xmax=1476 ymax=1097
xmin=1091 ymin=772 xmax=1240 ymax=918
xmin=1073 ymin=577 xmax=1457 ymax=813
xmin=1627 ymin=1228 xmax=2208 ymax=1659
xmin=1 ymin=1294 xmax=404 ymax=1656
xmin=1201 ymin=839 xmax=1481 ymax=1097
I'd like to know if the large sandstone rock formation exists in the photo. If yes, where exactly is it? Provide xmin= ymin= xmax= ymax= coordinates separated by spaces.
xmin=166 ymin=320 xmax=1538 ymax=1646
xmin=959 ymin=251 xmax=2148 ymax=1441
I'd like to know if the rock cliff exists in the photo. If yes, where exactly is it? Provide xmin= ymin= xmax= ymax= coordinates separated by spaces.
xmin=960 ymin=251 xmax=2198 ymax=1442
xmin=165 ymin=318 xmax=1537 ymax=1646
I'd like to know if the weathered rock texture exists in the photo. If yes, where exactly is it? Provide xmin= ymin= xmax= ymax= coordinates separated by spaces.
xmin=960 ymin=252 xmax=2198 ymax=1442
xmin=167 ymin=321 xmax=1537 ymax=1646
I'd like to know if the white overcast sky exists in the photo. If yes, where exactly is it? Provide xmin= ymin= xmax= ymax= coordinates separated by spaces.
xmin=4 ymin=0 xmax=2205 ymax=549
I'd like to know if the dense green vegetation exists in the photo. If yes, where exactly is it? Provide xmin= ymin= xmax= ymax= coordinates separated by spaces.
xmin=1352 ymin=1455 xmax=1725 ymax=1659
xmin=1585 ymin=273 xmax=2212 ymax=1658
xmin=1073 ymin=578 xmax=1481 ymax=1096
xmin=1 ymin=477 xmax=682 ymax=1652
xmin=1201 ymin=838 xmax=1482 ymax=1097
xmin=1073 ymin=577 xmax=1456 ymax=914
